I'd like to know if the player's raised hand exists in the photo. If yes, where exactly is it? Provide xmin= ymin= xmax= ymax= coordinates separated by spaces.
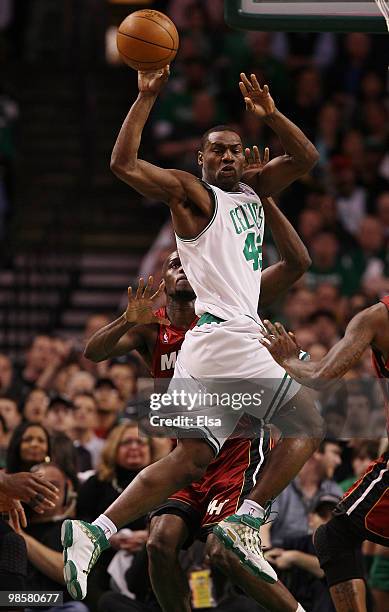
xmin=242 ymin=145 xmax=269 ymax=182
xmin=259 ymin=320 xmax=300 ymax=365
xmin=125 ymin=276 xmax=170 ymax=326
xmin=138 ymin=65 xmax=170 ymax=95
xmin=239 ymin=73 xmax=275 ymax=118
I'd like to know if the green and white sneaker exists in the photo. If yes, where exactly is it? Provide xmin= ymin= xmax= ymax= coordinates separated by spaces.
xmin=62 ymin=519 xmax=110 ymax=600
xmin=213 ymin=514 xmax=277 ymax=583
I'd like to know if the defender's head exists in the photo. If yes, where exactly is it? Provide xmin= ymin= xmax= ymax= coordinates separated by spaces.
xmin=198 ymin=126 xmax=245 ymax=191
xmin=162 ymin=251 xmax=195 ymax=301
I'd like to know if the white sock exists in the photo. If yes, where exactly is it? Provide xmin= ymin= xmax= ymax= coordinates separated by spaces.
xmin=236 ymin=499 xmax=265 ymax=519
xmin=296 ymin=604 xmax=306 ymax=611
xmin=92 ymin=514 xmax=117 ymax=539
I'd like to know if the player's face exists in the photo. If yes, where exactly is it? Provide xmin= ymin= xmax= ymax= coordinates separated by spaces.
xmin=199 ymin=131 xmax=245 ymax=191
xmin=163 ymin=252 xmax=195 ymax=299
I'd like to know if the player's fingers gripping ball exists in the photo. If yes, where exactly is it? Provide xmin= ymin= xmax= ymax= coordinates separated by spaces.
xmin=117 ymin=10 xmax=179 ymax=71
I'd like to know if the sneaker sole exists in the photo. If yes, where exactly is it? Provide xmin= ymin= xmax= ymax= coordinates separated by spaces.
xmin=61 ymin=520 xmax=84 ymax=601
xmin=213 ymin=525 xmax=277 ymax=584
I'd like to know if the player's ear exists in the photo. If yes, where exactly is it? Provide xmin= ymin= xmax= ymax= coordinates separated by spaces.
xmin=198 ymin=150 xmax=203 ymax=166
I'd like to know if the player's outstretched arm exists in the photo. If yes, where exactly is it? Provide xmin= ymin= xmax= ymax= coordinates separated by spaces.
xmin=84 ymin=277 xmax=169 ymax=362
xmin=239 ymin=73 xmax=319 ymax=196
xmin=110 ymin=67 xmax=194 ymax=206
xmin=260 ymin=304 xmax=386 ymax=388
xmin=259 ymin=195 xmax=311 ymax=306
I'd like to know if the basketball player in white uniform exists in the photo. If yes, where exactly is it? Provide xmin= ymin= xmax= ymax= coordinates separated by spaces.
xmin=62 ymin=67 xmax=322 ymax=601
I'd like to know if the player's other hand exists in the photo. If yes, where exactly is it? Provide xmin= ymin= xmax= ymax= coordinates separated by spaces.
xmin=125 ymin=276 xmax=170 ymax=326
xmin=239 ymin=73 xmax=276 ymax=118
xmin=259 ymin=320 xmax=300 ymax=365
xmin=138 ymin=65 xmax=170 ymax=95
xmin=242 ymin=145 xmax=269 ymax=183
xmin=0 ymin=471 xmax=59 ymax=514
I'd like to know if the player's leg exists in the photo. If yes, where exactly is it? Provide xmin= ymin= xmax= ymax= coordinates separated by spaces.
xmin=147 ymin=514 xmax=191 ymax=612
xmin=214 ymin=387 xmax=323 ymax=580
xmin=62 ymin=438 xmax=214 ymax=600
xmin=246 ymin=386 xmax=323 ymax=507
xmin=206 ymin=534 xmax=305 ymax=612
xmin=314 ymin=516 xmax=367 ymax=612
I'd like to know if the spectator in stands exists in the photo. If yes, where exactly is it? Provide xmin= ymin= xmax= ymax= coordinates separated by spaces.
xmin=0 ymin=397 xmax=21 ymax=466
xmin=66 ymin=370 xmax=95 ymax=399
xmin=22 ymin=388 xmax=49 ymax=424
xmin=376 ymin=191 xmax=389 ymax=241
xmin=317 ymin=193 xmax=354 ymax=248
xmin=331 ymin=33 xmax=374 ymax=98
xmin=321 ymin=404 xmax=347 ymax=441
xmin=93 ymin=377 xmax=122 ymax=438
xmin=315 ymin=103 xmax=340 ymax=168
xmin=77 ymin=423 xmax=152 ymax=611
xmin=266 ymin=494 xmax=340 ymax=612
xmin=0 ymin=353 xmax=19 ymax=398
xmin=305 ymin=231 xmax=356 ymax=296
xmin=0 ymin=413 xmax=8 ymax=468
xmin=108 ymin=358 xmax=138 ymax=404
xmin=0 ymin=396 xmax=21 ymax=436
xmin=297 ymin=209 xmax=324 ymax=250
xmin=44 ymin=395 xmax=74 ymax=436
xmin=71 ymin=392 xmax=104 ymax=470
xmin=270 ymin=440 xmax=342 ymax=546
xmin=52 ymin=363 xmax=81 ymax=396
xmin=344 ymin=392 xmax=373 ymax=438
xmin=283 ymin=288 xmax=317 ymax=329
xmin=6 ymin=422 xmax=51 ymax=473
xmin=288 ymin=67 xmax=323 ymax=140
xmin=331 ymin=156 xmax=367 ymax=237
xmin=50 ymin=432 xmax=79 ymax=495
xmin=20 ymin=335 xmax=54 ymax=392
xmin=308 ymin=311 xmax=340 ymax=350
xmin=339 ymin=441 xmax=380 ymax=492
xmin=12 ymin=461 xmax=87 ymax=612
xmin=359 ymin=141 xmax=389 ymax=208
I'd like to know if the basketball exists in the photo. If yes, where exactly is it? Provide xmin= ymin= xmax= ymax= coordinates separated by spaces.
xmin=117 ymin=10 xmax=179 ymax=71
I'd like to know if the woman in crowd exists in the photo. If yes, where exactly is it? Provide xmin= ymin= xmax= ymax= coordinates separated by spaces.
xmin=76 ymin=422 xmax=154 ymax=612
xmin=6 ymin=421 xmax=51 ymax=473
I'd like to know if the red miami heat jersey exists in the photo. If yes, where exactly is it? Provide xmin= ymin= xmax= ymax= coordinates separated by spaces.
xmin=151 ymin=307 xmax=198 ymax=378
xmin=371 ymin=296 xmax=389 ymax=435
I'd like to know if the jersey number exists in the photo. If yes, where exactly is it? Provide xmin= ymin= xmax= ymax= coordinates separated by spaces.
xmin=243 ymin=232 xmax=262 ymax=271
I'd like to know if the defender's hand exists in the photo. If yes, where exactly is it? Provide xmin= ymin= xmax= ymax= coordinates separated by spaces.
xmin=138 ymin=65 xmax=170 ymax=95
xmin=125 ymin=276 xmax=170 ymax=326
xmin=239 ymin=73 xmax=276 ymax=118
xmin=242 ymin=146 xmax=269 ymax=183
xmin=259 ymin=320 xmax=300 ymax=365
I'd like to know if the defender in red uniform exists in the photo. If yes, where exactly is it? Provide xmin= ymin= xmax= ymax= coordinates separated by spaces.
xmin=261 ymin=297 xmax=389 ymax=612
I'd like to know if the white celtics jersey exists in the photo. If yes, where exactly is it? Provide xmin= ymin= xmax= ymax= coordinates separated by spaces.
xmin=176 ymin=181 xmax=264 ymax=321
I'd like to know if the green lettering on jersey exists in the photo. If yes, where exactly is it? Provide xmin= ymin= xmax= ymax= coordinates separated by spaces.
xmin=229 ymin=209 xmax=242 ymax=234
xmin=243 ymin=232 xmax=263 ymax=271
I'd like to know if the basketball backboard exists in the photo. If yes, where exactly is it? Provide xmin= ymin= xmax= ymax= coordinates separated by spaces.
xmin=225 ymin=0 xmax=388 ymax=32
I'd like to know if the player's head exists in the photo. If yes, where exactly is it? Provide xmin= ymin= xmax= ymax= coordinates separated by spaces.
xmin=162 ymin=251 xmax=195 ymax=301
xmin=198 ymin=125 xmax=245 ymax=191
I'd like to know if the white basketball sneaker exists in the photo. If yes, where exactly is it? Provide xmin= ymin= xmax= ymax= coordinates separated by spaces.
xmin=62 ymin=519 xmax=110 ymax=600
xmin=213 ymin=514 xmax=277 ymax=583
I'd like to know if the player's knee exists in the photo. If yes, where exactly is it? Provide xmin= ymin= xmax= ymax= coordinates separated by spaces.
xmin=147 ymin=524 xmax=177 ymax=565
xmin=314 ymin=520 xmax=364 ymax=587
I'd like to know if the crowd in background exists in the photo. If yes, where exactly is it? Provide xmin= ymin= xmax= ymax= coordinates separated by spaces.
xmin=0 ymin=0 xmax=388 ymax=611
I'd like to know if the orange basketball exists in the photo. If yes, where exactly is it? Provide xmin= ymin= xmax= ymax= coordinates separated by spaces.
xmin=117 ymin=10 xmax=179 ymax=71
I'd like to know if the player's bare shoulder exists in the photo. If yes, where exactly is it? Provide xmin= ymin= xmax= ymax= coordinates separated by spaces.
xmin=169 ymin=170 xmax=213 ymax=214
